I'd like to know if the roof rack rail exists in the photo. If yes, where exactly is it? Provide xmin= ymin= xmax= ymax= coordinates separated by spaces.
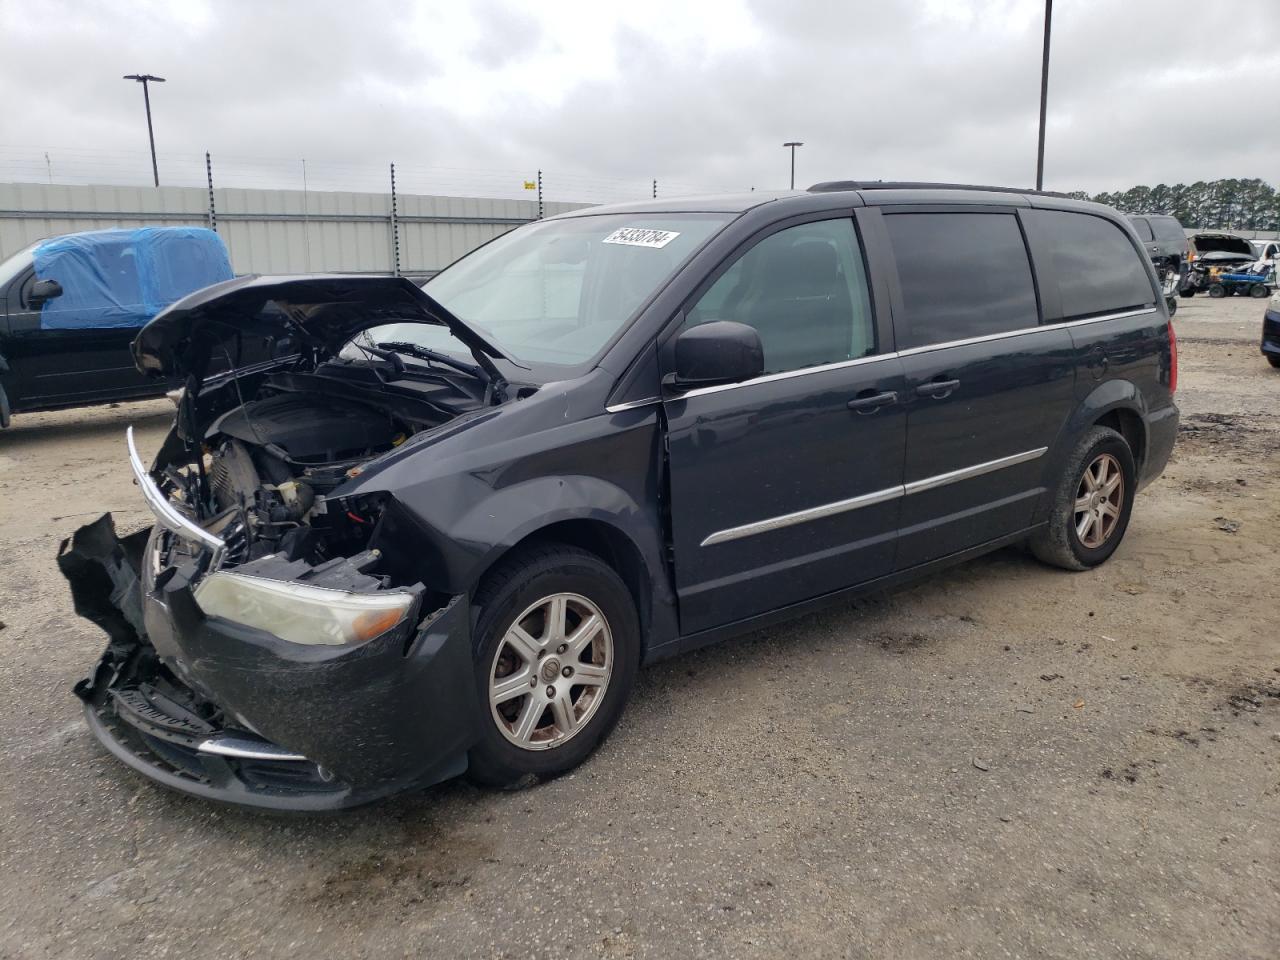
xmin=807 ymin=180 xmax=1074 ymax=199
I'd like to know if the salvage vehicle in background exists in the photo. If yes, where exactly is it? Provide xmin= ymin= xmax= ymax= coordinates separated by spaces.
xmin=1181 ymin=232 xmax=1259 ymax=298
xmin=60 ymin=184 xmax=1178 ymax=810
xmin=0 ymin=227 xmax=237 ymax=427
xmin=1127 ymin=214 xmax=1187 ymax=314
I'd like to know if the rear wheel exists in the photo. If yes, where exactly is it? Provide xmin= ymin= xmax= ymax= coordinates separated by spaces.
xmin=1250 ymin=283 xmax=1269 ymax=298
xmin=1179 ymin=288 xmax=1195 ymax=298
xmin=466 ymin=544 xmax=639 ymax=788
xmin=1208 ymin=284 xmax=1226 ymax=298
xmin=1165 ymin=296 xmax=1178 ymax=316
xmin=1031 ymin=427 xmax=1136 ymax=571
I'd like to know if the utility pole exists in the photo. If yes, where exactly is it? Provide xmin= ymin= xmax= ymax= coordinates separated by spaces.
xmin=1035 ymin=0 xmax=1052 ymax=191
xmin=783 ymin=141 xmax=804 ymax=190
xmin=123 ymin=73 xmax=165 ymax=186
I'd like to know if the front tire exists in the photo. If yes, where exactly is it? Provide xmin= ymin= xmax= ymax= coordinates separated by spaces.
xmin=1031 ymin=427 xmax=1136 ymax=571
xmin=466 ymin=544 xmax=639 ymax=789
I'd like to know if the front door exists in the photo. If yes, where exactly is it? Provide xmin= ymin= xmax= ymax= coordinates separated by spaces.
xmin=663 ymin=216 xmax=906 ymax=634
xmin=3 ymin=265 xmax=153 ymax=411
xmin=879 ymin=209 xmax=1077 ymax=569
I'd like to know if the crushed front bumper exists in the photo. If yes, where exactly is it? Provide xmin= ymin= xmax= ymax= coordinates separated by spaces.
xmin=61 ymin=514 xmax=481 ymax=811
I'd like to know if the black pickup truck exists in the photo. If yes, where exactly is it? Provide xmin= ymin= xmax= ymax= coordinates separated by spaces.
xmin=0 ymin=227 xmax=236 ymax=426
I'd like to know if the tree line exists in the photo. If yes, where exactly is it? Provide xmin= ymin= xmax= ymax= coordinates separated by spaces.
xmin=1063 ymin=178 xmax=1279 ymax=232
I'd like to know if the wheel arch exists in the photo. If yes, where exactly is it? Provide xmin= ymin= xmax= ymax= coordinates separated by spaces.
xmin=460 ymin=499 xmax=678 ymax=660
xmin=1036 ymin=380 xmax=1149 ymax=524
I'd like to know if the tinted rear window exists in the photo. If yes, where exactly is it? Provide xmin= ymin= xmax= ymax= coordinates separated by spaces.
xmin=883 ymin=212 xmax=1038 ymax=349
xmin=1025 ymin=210 xmax=1155 ymax=320
xmin=1150 ymin=217 xmax=1186 ymax=243
xmin=1128 ymin=217 xmax=1154 ymax=241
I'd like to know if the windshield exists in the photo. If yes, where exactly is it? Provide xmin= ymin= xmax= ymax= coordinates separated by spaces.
xmin=359 ymin=212 xmax=732 ymax=369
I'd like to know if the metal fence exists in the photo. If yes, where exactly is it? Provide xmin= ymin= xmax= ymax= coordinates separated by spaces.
xmin=0 ymin=178 xmax=590 ymax=278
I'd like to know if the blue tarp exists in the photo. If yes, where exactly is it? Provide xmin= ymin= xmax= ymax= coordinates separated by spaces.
xmin=32 ymin=227 xmax=233 ymax=330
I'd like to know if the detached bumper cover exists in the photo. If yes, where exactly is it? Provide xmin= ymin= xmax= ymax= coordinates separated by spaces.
xmin=61 ymin=515 xmax=481 ymax=811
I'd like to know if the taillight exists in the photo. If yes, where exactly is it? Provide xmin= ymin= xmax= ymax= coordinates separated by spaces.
xmin=1167 ymin=320 xmax=1178 ymax=395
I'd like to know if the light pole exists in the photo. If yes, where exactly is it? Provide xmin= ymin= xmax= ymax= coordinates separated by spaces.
xmin=1034 ymin=0 xmax=1052 ymax=191
xmin=123 ymin=73 xmax=165 ymax=186
xmin=783 ymin=141 xmax=804 ymax=190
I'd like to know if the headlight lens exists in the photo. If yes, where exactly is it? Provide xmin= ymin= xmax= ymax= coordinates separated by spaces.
xmin=194 ymin=572 xmax=413 ymax=646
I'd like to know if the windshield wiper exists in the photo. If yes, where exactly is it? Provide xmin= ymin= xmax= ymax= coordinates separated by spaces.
xmin=376 ymin=341 xmax=485 ymax=381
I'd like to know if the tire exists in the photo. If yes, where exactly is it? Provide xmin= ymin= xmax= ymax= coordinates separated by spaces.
xmin=466 ymin=544 xmax=639 ymax=789
xmin=1030 ymin=426 xmax=1136 ymax=571
xmin=1165 ymin=296 xmax=1178 ymax=316
xmin=1179 ymin=288 xmax=1195 ymax=298
xmin=1250 ymin=283 xmax=1269 ymax=298
xmin=1268 ymin=356 xmax=1280 ymax=369
xmin=1208 ymin=284 xmax=1225 ymax=298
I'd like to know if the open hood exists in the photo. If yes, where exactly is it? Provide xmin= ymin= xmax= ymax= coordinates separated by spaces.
xmin=1191 ymin=234 xmax=1255 ymax=257
xmin=132 ymin=274 xmax=507 ymax=380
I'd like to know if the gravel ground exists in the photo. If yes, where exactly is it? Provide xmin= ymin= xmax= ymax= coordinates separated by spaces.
xmin=0 ymin=294 xmax=1277 ymax=960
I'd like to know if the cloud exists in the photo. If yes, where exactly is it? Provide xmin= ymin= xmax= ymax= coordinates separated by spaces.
xmin=1 ymin=0 xmax=1276 ymax=199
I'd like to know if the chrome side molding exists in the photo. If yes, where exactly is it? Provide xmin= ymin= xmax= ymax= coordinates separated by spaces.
xmin=127 ymin=425 xmax=226 ymax=569
xmin=700 ymin=447 xmax=1048 ymax=547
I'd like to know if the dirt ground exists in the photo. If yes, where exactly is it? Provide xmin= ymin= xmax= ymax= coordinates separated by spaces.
xmin=0 ymin=295 xmax=1276 ymax=960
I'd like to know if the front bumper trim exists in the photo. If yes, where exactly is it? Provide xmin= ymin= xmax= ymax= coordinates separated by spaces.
xmin=197 ymin=734 xmax=308 ymax=762
xmin=126 ymin=425 xmax=226 ymax=569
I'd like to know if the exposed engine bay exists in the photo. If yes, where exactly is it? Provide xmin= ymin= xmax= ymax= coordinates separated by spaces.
xmin=157 ymin=359 xmax=501 ymax=583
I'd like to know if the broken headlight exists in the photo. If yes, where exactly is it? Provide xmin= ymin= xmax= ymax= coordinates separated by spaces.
xmin=193 ymin=572 xmax=413 ymax=646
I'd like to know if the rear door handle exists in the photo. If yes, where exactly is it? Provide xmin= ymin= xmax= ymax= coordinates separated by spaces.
xmin=915 ymin=379 xmax=960 ymax=398
xmin=846 ymin=390 xmax=898 ymax=413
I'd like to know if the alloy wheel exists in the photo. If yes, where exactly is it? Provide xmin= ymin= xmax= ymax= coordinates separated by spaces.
xmin=488 ymin=593 xmax=613 ymax=751
xmin=1074 ymin=453 xmax=1124 ymax=549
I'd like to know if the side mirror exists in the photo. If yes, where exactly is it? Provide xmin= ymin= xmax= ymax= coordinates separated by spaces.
xmin=667 ymin=320 xmax=764 ymax=391
xmin=29 ymin=278 xmax=63 ymax=305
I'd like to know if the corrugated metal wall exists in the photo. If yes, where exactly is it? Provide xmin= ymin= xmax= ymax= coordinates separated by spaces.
xmin=0 ymin=182 xmax=589 ymax=277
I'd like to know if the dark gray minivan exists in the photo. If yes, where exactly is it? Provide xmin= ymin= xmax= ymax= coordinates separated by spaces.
xmin=63 ymin=182 xmax=1178 ymax=809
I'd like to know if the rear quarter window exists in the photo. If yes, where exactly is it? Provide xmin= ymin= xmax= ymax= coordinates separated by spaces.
xmin=883 ymin=212 xmax=1039 ymax=349
xmin=1128 ymin=217 xmax=1154 ymax=241
xmin=1025 ymin=209 xmax=1156 ymax=320
xmin=1150 ymin=217 xmax=1187 ymax=244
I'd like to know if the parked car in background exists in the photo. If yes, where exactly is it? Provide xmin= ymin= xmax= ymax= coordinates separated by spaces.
xmin=0 ymin=227 xmax=236 ymax=427
xmin=1262 ymin=290 xmax=1280 ymax=368
xmin=1181 ymin=232 xmax=1259 ymax=298
xmin=1127 ymin=214 xmax=1187 ymax=314
xmin=60 ymin=183 xmax=1178 ymax=810
xmin=1251 ymin=238 xmax=1280 ymax=263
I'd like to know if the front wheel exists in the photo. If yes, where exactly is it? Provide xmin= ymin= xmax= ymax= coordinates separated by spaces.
xmin=1208 ymin=283 xmax=1226 ymax=298
xmin=466 ymin=544 xmax=639 ymax=788
xmin=1031 ymin=426 xmax=1136 ymax=571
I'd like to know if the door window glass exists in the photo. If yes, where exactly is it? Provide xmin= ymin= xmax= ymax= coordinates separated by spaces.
xmin=1128 ymin=217 xmax=1154 ymax=241
xmin=883 ymin=212 xmax=1038 ymax=349
xmin=685 ymin=219 xmax=874 ymax=374
xmin=1150 ymin=217 xmax=1187 ymax=244
xmin=1025 ymin=209 xmax=1157 ymax=320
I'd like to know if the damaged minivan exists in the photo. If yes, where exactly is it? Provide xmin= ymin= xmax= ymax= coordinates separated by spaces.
xmin=62 ymin=184 xmax=1179 ymax=809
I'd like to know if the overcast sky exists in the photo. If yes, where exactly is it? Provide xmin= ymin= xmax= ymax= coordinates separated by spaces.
xmin=2 ymin=0 xmax=1276 ymax=201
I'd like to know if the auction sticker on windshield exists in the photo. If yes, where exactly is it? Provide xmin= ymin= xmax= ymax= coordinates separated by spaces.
xmin=602 ymin=227 xmax=681 ymax=248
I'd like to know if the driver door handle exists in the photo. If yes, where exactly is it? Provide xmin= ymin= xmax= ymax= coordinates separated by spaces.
xmin=915 ymin=378 xmax=960 ymax=398
xmin=846 ymin=390 xmax=898 ymax=413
